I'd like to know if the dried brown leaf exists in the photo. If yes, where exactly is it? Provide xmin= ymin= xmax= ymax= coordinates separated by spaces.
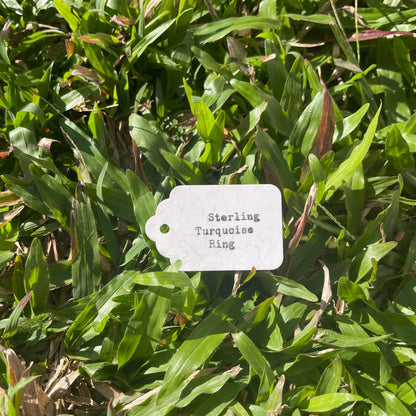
xmin=288 ymin=183 xmax=318 ymax=251
xmin=308 ymin=262 xmax=332 ymax=328
xmin=0 ymin=205 xmax=24 ymax=226
xmin=48 ymin=370 xmax=80 ymax=401
xmin=45 ymin=357 xmax=70 ymax=395
xmin=65 ymin=39 xmax=74 ymax=57
xmin=4 ymin=348 xmax=24 ymax=386
xmin=231 ymin=271 xmax=243 ymax=296
xmin=289 ymin=41 xmax=326 ymax=48
xmin=72 ymin=64 xmax=100 ymax=82
xmin=335 ymin=297 xmax=345 ymax=315
xmin=38 ymin=138 xmax=59 ymax=152
xmin=223 ymin=365 xmax=242 ymax=377
xmin=175 ymin=311 xmax=188 ymax=326
xmin=76 ymin=379 xmax=92 ymax=400
xmin=21 ymin=367 xmax=54 ymax=416
xmin=4 ymin=350 xmax=54 ymax=415
xmin=17 ymin=291 xmax=33 ymax=310
xmin=203 ymin=0 xmax=218 ymax=17
xmin=348 ymin=29 xmax=416 ymax=42
xmin=319 ymin=261 xmax=332 ymax=314
xmin=229 ymin=165 xmax=248 ymax=184
xmin=120 ymin=386 xmax=161 ymax=410
xmin=33 ymin=384 xmax=56 ymax=416
xmin=310 ymin=84 xmax=335 ymax=158
xmin=63 ymin=393 xmax=95 ymax=406
xmin=145 ymin=0 xmax=162 ymax=19
xmin=261 ymin=54 xmax=276 ymax=62
xmin=110 ymin=15 xmax=136 ymax=26
xmin=78 ymin=34 xmax=100 ymax=44
xmin=91 ymin=381 xmax=122 ymax=403
xmin=187 ymin=367 xmax=218 ymax=381
xmin=0 ymin=145 xmax=12 ymax=159
xmin=0 ymin=190 xmax=23 ymax=207
xmin=0 ymin=20 xmax=11 ymax=40
xmin=21 ymin=367 xmax=42 ymax=416
xmin=59 ymin=78 xmax=73 ymax=88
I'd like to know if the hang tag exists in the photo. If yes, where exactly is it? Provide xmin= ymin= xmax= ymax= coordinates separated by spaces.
xmin=145 ymin=185 xmax=283 ymax=271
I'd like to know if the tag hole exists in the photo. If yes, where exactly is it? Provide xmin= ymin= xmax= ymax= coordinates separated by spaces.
xmin=160 ymin=224 xmax=170 ymax=234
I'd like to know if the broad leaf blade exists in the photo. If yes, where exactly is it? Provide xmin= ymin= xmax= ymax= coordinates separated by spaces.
xmin=24 ymin=238 xmax=49 ymax=314
xmin=324 ymin=105 xmax=381 ymax=200
xmin=71 ymin=186 xmax=101 ymax=300
xmin=254 ymin=127 xmax=296 ymax=190
xmin=157 ymin=297 xmax=242 ymax=400
xmin=117 ymin=286 xmax=172 ymax=369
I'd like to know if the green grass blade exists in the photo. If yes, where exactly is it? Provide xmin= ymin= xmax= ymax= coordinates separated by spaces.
xmin=96 ymin=162 xmax=120 ymax=267
xmin=85 ymin=182 xmax=135 ymax=223
xmin=3 ymin=291 xmax=32 ymax=335
xmin=9 ymin=126 xmax=38 ymax=178
xmin=129 ymin=18 xmax=176 ymax=65
xmin=12 ymin=255 xmax=25 ymax=303
xmin=60 ymin=119 xmax=128 ymax=188
xmin=355 ymin=242 xmax=397 ymax=283
xmin=254 ymin=127 xmax=297 ymax=190
xmin=316 ymin=356 xmax=342 ymax=395
xmin=129 ymin=114 xmax=175 ymax=174
xmin=186 ymin=378 xmax=250 ymax=416
xmin=30 ymin=165 xmax=72 ymax=230
xmin=288 ymin=90 xmax=324 ymax=160
xmin=193 ymin=16 xmax=280 ymax=43
xmin=117 ymin=286 xmax=172 ymax=369
xmin=157 ymin=296 xmax=242 ymax=400
xmin=265 ymin=39 xmax=287 ymax=101
xmin=324 ymin=105 xmax=381 ymax=200
xmin=24 ymin=238 xmax=49 ymax=314
xmin=133 ymin=271 xmax=193 ymax=288
xmin=160 ymin=149 xmax=202 ymax=184
xmin=386 ymin=125 xmax=415 ymax=171
xmin=334 ymin=103 xmax=370 ymax=142
xmin=65 ymin=270 xmax=139 ymax=350
xmin=82 ymin=43 xmax=117 ymax=82
xmin=0 ymin=220 xmax=18 ymax=267
xmin=126 ymin=170 xmax=166 ymax=266
xmin=347 ymin=367 xmax=412 ymax=416
xmin=258 ymin=273 xmax=318 ymax=302
xmin=54 ymin=0 xmax=80 ymax=32
xmin=175 ymin=370 xmax=242 ymax=408
xmin=231 ymin=79 xmax=292 ymax=137
xmin=70 ymin=186 xmax=101 ymax=300
xmin=237 ymin=297 xmax=274 ymax=332
xmin=395 ymin=375 xmax=416 ymax=405
xmin=318 ymin=330 xmax=390 ymax=348
xmin=232 ymin=330 xmax=274 ymax=387
xmin=281 ymin=56 xmax=303 ymax=122
xmin=299 ymin=393 xmax=362 ymax=412
xmin=198 ymin=103 xmax=225 ymax=170
xmin=337 ymin=277 xmax=374 ymax=307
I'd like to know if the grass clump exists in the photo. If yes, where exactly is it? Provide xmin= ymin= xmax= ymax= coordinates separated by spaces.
xmin=1 ymin=0 xmax=416 ymax=414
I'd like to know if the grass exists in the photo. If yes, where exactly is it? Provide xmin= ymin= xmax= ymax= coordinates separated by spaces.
xmin=1 ymin=0 xmax=416 ymax=414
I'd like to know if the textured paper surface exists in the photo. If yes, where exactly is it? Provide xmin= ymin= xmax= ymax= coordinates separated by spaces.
xmin=145 ymin=185 xmax=283 ymax=271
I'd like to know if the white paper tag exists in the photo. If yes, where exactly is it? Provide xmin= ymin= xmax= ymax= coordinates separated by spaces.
xmin=145 ymin=185 xmax=283 ymax=271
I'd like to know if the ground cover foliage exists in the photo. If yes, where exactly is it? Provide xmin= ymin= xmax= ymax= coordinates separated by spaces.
xmin=1 ymin=0 xmax=416 ymax=414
